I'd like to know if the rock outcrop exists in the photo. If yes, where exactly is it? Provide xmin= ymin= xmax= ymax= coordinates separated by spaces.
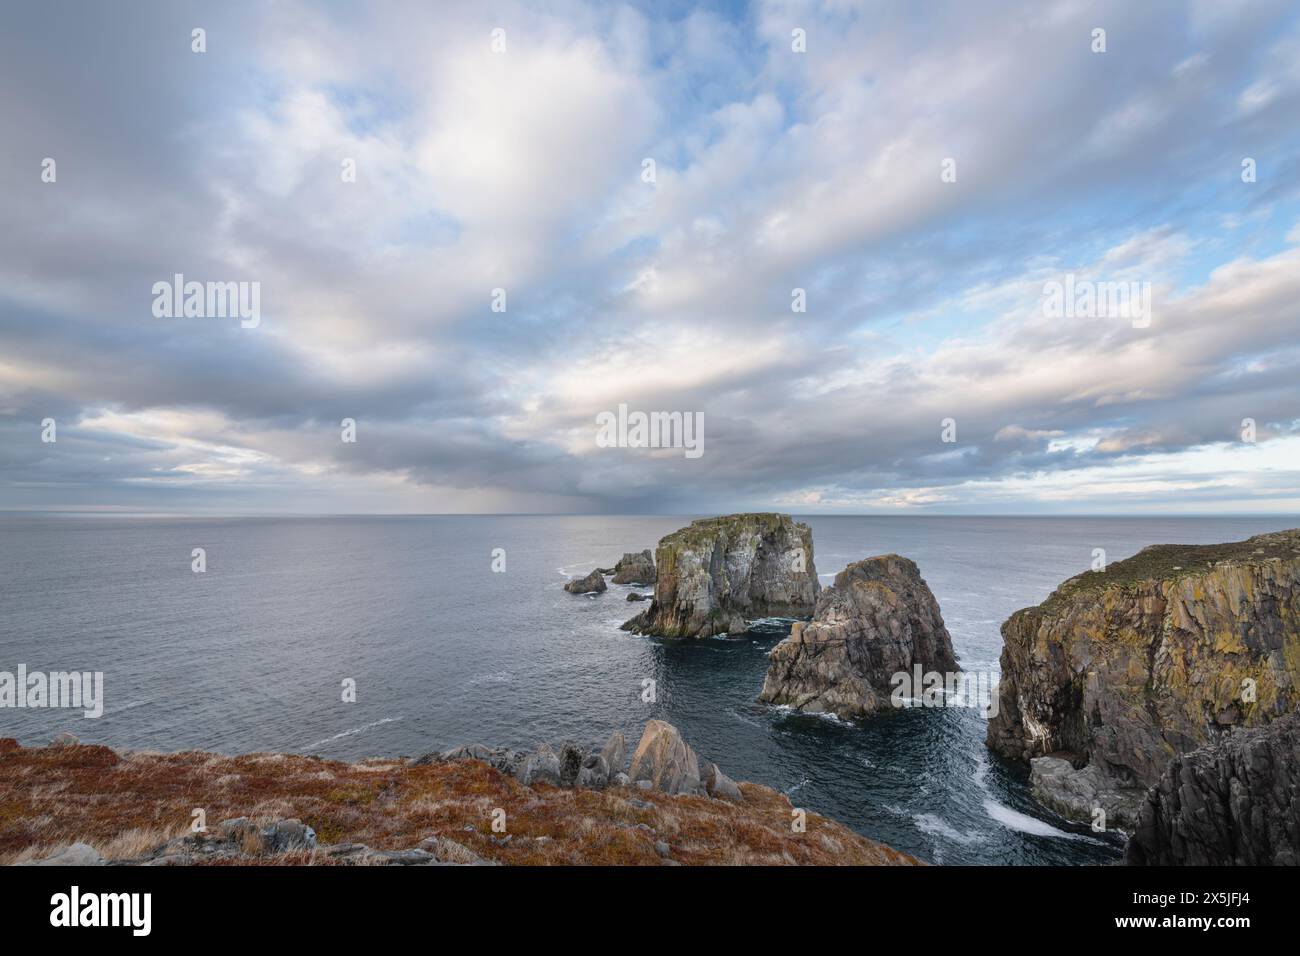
xmin=628 ymin=719 xmax=705 ymax=795
xmin=1029 ymin=756 xmax=1144 ymax=831
xmin=563 ymin=569 xmax=607 ymax=594
xmin=611 ymin=550 xmax=656 ymax=585
xmin=988 ymin=529 xmax=1300 ymax=826
xmin=622 ymin=513 xmax=818 ymax=638
xmin=758 ymin=555 xmax=959 ymax=719
xmin=1126 ymin=711 xmax=1300 ymax=865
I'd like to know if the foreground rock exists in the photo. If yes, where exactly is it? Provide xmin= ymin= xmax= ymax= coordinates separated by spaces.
xmin=563 ymin=569 xmax=607 ymax=594
xmin=758 ymin=556 xmax=959 ymax=719
xmin=0 ymin=735 xmax=915 ymax=866
xmin=610 ymin=549 xmax=656 ymax=585
xmin=1126 ymin=711 xmax=1300 ymax=865
xmin=988 ymin=529 xmax=1300 ymax=827
xmin=629 ymin=719 xmax=705 ymax=795
xmin=622 ymin=513 xmax=819 ymax=638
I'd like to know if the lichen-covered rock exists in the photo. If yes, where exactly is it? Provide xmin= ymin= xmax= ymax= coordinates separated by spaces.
xmin=758 ymin=555 xmax=958 ymax=719
xmin=600 ymin=730 xmax=626 ymax=777
xmin=988 ymin=529 xmax=1300 ymax=798
xmin=1126 ymin=711 xmax=1300 ymax=865
xmin=628 ymin=719 xmax=705 ymax=795
xmin=702 ymin=761 xmax=743 ymax=801
xmin=622 ymin=513 xmax=818 ymax=638
xmin=564 ymin=569 xmax=607 ymax=594
xmin=611 ymin=550 xmax=656 ymax=585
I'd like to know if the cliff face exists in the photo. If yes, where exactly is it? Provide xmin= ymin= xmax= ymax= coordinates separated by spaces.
xmin=988 ymin=530 xmax=1300 ymax=794
xmin=622 ymin=513 xmax=819 ymax=639
xmin=1125 ymin=711 xmax=1300 ymax=865
xmin=758 ymin=555 xmax=959 ymax=719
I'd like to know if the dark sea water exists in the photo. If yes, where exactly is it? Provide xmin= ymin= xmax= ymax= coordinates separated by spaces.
xmin=2 ymin=513 xmax=1295 ymax=865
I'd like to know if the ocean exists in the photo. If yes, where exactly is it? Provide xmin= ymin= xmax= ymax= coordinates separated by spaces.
xmin=2 ymin=513 xmax=1293 ymax=865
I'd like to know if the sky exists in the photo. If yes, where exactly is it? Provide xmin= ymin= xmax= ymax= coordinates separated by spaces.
xmin=1 ymin=0 xmax=1298 ymax=515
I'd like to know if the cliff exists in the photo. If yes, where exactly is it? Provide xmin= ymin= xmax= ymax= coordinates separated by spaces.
xmin=758 ymin=555 xmax=959 ymax=719
xmin=987 ymin=529 xmax=1300 ymax=824
xmin=1125 ymin=711 xmax=1300 ymax=865
xmin=622 ymin=513 xmax=818 ymax=638
xmin=0 ymin=727 xmax=915 ymax=867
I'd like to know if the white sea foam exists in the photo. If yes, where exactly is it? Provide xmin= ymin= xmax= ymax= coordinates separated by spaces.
xmin=304 ymin=716 xmax=401 ymax=751
xmin=982 ymin=799 xmax=1090 ymax=840
xmin=913 ymin=813 xmax=984 ymax=845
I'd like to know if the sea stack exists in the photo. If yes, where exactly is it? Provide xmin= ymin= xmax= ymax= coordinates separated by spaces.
xmin=621 ymin=513 xmax=818 ymax=639
xmin=610 ymin=550 xmax=656 ymax=585
xmin=758 ymin=555 xmax=959 ymax=719
xmin=988 ymin=529 xmax=1300 ymax=826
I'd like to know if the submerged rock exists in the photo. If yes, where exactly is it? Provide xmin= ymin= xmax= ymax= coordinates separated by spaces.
xmin=758 ymin=555 xmax=959 ymax=719
xmin=988 ymin=529 xmax=1300 ymax=823
xmin=611 ymin=549 xmax=656 ymax=585
xmin=622 ymin=513 xmax=818 ymax=639
xmin=1126 ymin=711 xmax=1300 ymax=865
xmin=564 ymin=569 xmax=607 ymax=594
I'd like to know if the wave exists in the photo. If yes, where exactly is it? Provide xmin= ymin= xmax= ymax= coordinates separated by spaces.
xmin=981 ymin=799 xmax=1092 ymax=841
xmin=303 ymin=716 xmax=401 ymax=751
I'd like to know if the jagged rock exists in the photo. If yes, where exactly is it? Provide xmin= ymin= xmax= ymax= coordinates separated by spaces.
xmin=622 ymin=513 xmax=819 ymax=638
xmin=601 ymin=730 xmax=626 ymax=776
xmin=988 ymin=530 xmax=1300 ymax=803
xmin=758 ymin=555 xmax=958 ymax=719
xmin=1126 ymin=711 xmax=1300 ymax=865
xmin=702 ymin=762 xmax=743 ymax=802
xmin=611 ymin=550 xmax=656 ymax=585
xmin=22 ymin=842 xmax=102 ymax=866
xmin=1029 ymin=756 xmax=1145 ymax=831
xmin=518 ymin=744 xmax=562 ymax=787
xmin=558 ymin=743 xmax=585 ymax=786
xmin=628 ymin=720 xmax=705 ymax=795
xmin=564 ymin=569 xmax=607 ymax=594
xmin=575 ymin=753 xmax=609 ymax=789
xmin=627 ymin=592 xmax=648 ymax=602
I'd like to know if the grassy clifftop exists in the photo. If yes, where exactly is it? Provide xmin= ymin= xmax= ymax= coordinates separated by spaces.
xmin=0 ymin=738 xmax=916 ymax=866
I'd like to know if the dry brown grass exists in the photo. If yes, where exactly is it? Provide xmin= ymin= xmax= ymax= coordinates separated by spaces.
xmin=0 ymin=738 xmax=918 ymax=866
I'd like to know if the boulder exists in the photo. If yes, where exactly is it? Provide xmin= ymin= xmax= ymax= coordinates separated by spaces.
xmin=23 ymin=842 xmax=102 ymax=866
xmin=262 ymin=818 xmax=317 ymax=852
xmin=600 ymin=730 xmax=626 ymax=776
xmin=628 ymin=720 xmax=704 ymax=795
xmin=611 ymin=550 xmax=656 ymax=585
xmin=517 ymin=744 xmax=562 ymax=787
xmin=1126 ymin=711 xmax=1300 ymax=865
xmin=50 ymin=732 xmax=80 ymax=748
xmin=988 ymin=530 xmax=1300 ymax=806
xmin=574 ymin=753 xmax=609 ymax=789
xmin=702 ymin=762 xmax=743 ymax=801
xmin=622 ymin=513 xmax=819 ymax=638
xmin=564 ymin=569 xmax=607 ymax=594
xmin=627 ymin=592 xmax=648 ymax=602
xmin=558 ymin=743 xmax=585 ymax=786
xmin=1029 ymin=757 xmax=1144 ymax=832
xmin=758 ymin=555 xmax=958 ymax=719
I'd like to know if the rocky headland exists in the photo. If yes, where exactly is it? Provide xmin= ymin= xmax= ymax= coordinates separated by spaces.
xmin=1125 ymin=710 xmax=1300 ymax=865
xmin=0 ymin=723 xmax=915 ymax=867
xmin=622 ymin=513 xmax=819 ymax=638
xmin=758 ymin=555 xmax=959 ymax=719
xmin=987 ymin=529 xmax=1300 ymax=831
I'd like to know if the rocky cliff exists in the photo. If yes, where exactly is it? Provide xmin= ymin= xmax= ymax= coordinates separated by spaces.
xmin=622 ymin=513 xmax=819 ymax=638
xmin=1125 ymin=711 xmax=1300 ymax=865
xmin=758 ymin=555 xmax=959 ymax=719
xmin=988 ymin=529 xmax=1300 ymax=824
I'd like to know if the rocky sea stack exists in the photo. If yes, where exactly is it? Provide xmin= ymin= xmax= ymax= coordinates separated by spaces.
xmin=621 ymin=513 xmax=818 ymax=639
xmin=988 ymin=529 xmax=1300 ymax=826
xmin=758 ymin=555 xmax=959 ymax=719
xmin=610 ymin=549 xmax=656 ymax=585
xmin=1125 ymin=711 xmax=1300 ymax=865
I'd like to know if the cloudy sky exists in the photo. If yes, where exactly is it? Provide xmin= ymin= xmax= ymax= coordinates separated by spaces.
xmin=2 ymin=0 xmax=1299 ymax=515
